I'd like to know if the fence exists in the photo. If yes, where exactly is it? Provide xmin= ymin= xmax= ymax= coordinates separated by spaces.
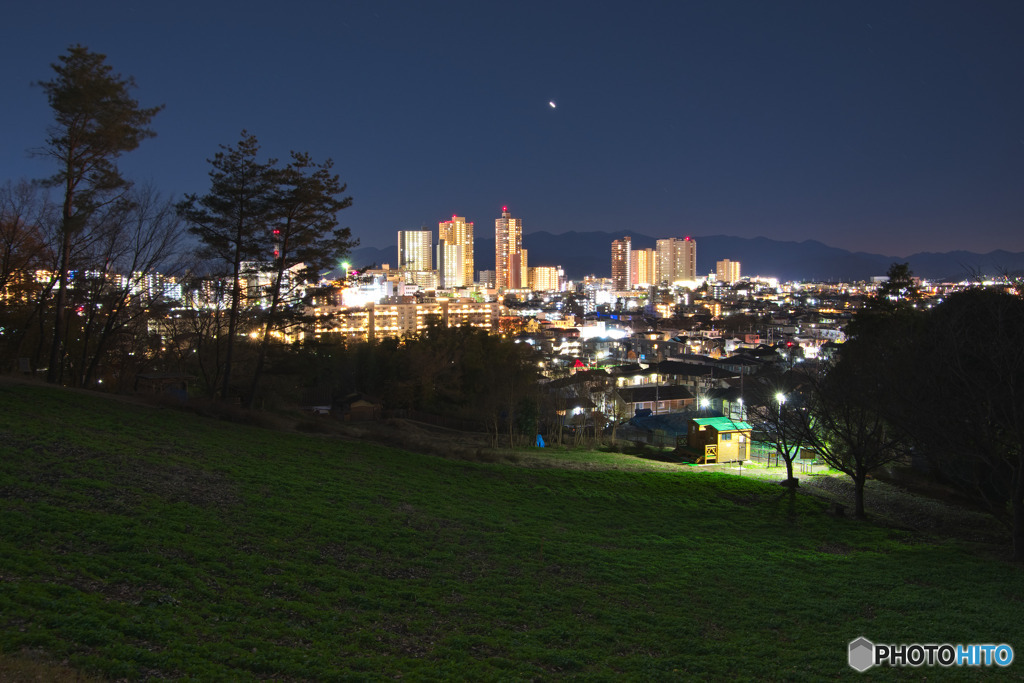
xmin=748 ymin=441 xmax=825 ymax=472
xmin=747 ymin=441 xmax=780 ymax=465
xmin=749 ymin=442 xmax=829 ymax=475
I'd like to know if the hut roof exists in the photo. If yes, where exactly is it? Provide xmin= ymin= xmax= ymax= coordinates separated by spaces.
xmin=691 ymin=417 xmax=752 ymax=431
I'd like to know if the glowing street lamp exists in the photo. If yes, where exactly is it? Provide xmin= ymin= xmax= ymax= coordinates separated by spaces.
xmin=774 ymin=393 xmax=788 ymax=467
xmin=341 ymin=261 xmax=350 ymax=280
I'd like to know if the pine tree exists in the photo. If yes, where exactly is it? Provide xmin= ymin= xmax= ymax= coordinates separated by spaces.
xmin=37 ymin=45 xmax=163 ymax=383
xmin=178 ymin=132 xmax=277 ymax=401
xmin=245 ymin=152 xmax=355 ymax=407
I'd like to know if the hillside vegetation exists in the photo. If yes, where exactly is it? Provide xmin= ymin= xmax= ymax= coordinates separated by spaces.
xmin=0 ymin=382 xmax=1021 ymax=680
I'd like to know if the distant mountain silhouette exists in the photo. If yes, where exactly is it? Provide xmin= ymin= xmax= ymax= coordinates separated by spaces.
xmin=349 ymin=232 xmax=1024 ymax=283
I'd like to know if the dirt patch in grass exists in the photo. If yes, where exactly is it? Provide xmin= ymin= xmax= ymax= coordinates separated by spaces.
xmin=0 ymin=650 xmax=105 ymax=683
xmin=337 ymin=418 xmax=495 ymax=460
xmin=719 ymin=492 xmax=762 ymax=507
xmin=118 ymin=457 xmax=240 ymax=508
xmin=1 ymin=434 xmax=239 ymax=510
xmin=816 ymin=540 xmax=854 ymax=555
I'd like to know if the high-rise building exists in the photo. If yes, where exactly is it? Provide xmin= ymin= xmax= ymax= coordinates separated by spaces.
xmin=630 ymin=248 xmax=656 ymax=288
xmin=438 ymin=215 xmax=474 ymax=287
xmin=655 ymin=236 xmax=697 ymax=285
xmin=530 ymin=266 xmax=561 ymax=292
xmin=495 ymin=206 xmax=523 ymax=290
xmin=611 ymin=236 xmax=631 ymax=290
xmin=397 ymin=229 xmax=432 ymax=271
xmin=716 ymin=259 xmax=741 ymax=284
xmin=508 ymin=249 xmax=527 ymax=290
xmin=436 ymin=239 xmax=463 ymax=289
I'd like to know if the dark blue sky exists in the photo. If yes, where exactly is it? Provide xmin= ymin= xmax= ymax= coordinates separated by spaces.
xmin=3 ymin=1 xmax=1022 ymax=255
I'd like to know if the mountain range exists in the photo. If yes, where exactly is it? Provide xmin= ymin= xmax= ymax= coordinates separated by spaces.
xmin=348 ymin=232 xmax=1024 ymax=283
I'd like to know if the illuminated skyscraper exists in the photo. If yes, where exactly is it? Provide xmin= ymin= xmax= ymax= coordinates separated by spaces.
xmin=656 ymin=236 xmax=697 ymax=284
xmin=436 ymin=239 xmax=463 ymax=289
xmin=438 ymin=215 xmax=474 ymax=287
xmin=630 ymin=247 xmax=656 ymax=288
xmin=397 ymin=229 xmax=432 ymax=271
xmin=495 ymin=206 xmax=523 ymax=290
xmin=509 ymin=249 xmax=528 ymax=290
xmin=716 ymin=259 xmax=741 ymax=284
xmin=530 ymin=266 xmax=561 ymax=292
xmin=611 ymin=236 xmax=631 ymax=290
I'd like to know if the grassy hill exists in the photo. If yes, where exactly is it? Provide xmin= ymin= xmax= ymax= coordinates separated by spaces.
xmin=0 ymin=382 xmax=1021 ymax=680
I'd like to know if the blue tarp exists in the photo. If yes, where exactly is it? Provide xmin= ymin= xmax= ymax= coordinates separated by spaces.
xmin=627 ymin=409 xmax=724 ymax=437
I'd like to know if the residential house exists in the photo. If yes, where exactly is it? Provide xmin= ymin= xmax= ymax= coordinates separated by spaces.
xmin=614 ymin=384 xmax=695 ymax=416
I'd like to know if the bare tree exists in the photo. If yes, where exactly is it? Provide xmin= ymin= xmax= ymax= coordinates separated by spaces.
xmin=157 ymin=285 xmax=230 ymax=399
xmin=0 ymin=182 xmax=57 ymax=370
xmin=2 ymin=193 xmax=67 ymax=373
xmin=0 ymin=181 xmax=54 ymax=296
xmin=66 ymin=186 xmax=185 ymax=388
xmin=802 ymin=361 xmax=911 ymax=519
xmin=745 ymin=369 xmax=811 ymax=486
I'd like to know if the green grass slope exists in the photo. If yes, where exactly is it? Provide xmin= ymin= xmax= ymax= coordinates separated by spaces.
xmin=0 ymin=383 xmax=1021 ymax=680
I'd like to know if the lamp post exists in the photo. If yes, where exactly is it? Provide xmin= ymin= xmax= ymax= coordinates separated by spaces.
xmin=651 ymin=372 xmax=659 ymax=415
xmin=341 ymin=261 xmax=350 ymax=280
xmin=775 ymin=392 xmax=786 ymax=467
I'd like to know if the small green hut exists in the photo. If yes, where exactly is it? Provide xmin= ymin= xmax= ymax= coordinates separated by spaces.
xmin=687 ymin=417 xmax=753 ymax=464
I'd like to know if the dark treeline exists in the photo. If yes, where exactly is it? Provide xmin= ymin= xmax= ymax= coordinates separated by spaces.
xmin=291 ymin=323 xmax=544 ymax=447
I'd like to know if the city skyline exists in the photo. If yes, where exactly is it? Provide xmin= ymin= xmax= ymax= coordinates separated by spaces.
xmin=2 ymin=2 xmax=1023 ymax=256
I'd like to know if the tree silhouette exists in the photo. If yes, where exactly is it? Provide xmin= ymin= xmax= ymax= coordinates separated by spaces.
xmin=745 ymin=369 xmax=810 ymax=486
xmin=803 ymin=361 xmax=911 ymax=519
xmin=245 ymin=152 xmax=354 ymax=408
xmin=178 ymin=132 xmax=276 ymax=400
xmin=36 ymin=45 xmax=162 ymax=383
xmin=892 ymin=288 xmax=1024 ymax=559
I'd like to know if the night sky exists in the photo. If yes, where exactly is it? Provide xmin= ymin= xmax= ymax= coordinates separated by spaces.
xmin=3 ymin=1 xmax=1023 ymax=256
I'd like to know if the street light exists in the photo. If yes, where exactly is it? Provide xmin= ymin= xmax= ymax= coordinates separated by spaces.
xmin=341 ymin=261 xmax=350 ymax=279
xmin=774 ymin=393 xmax=787 ymax=467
